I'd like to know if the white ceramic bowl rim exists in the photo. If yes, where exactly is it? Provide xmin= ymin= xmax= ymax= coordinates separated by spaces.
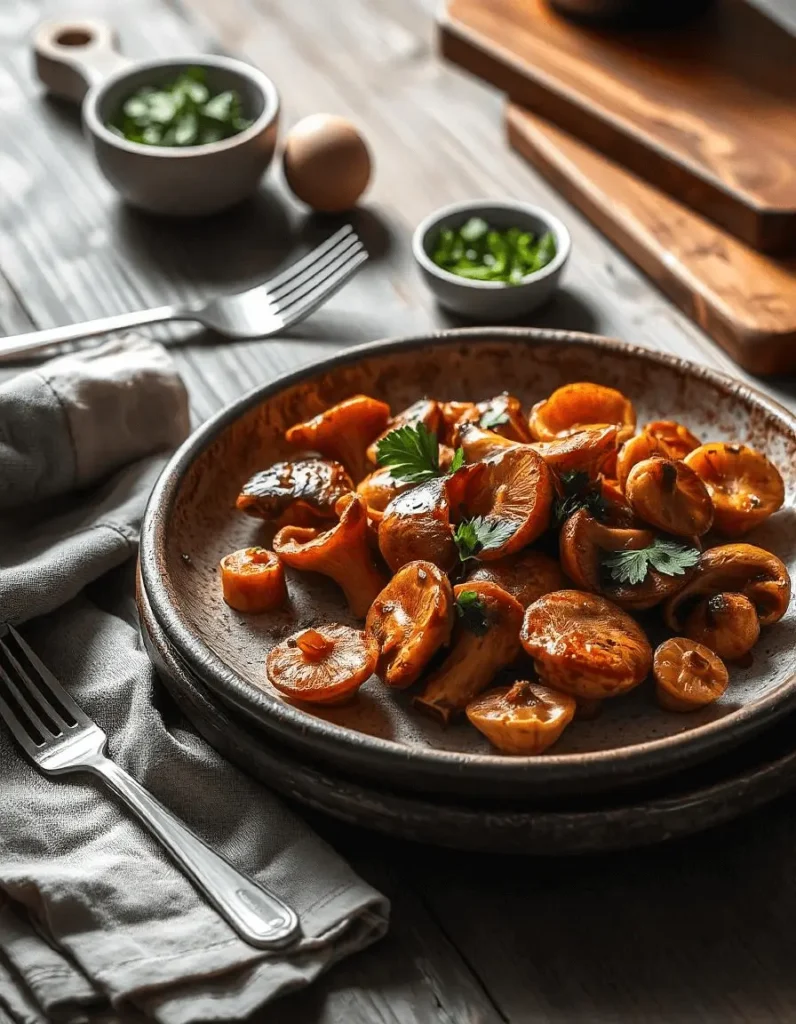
xmin=83 ymin=53 xmax=280 ymax=158
xmin=412 ymin=198 xmax=572 ymax=290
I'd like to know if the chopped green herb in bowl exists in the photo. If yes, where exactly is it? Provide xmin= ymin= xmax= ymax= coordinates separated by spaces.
xmin=108 ymin=67 xmax=252 ymax=148
xmin=431 ymin=217 xmax=557 ymax=285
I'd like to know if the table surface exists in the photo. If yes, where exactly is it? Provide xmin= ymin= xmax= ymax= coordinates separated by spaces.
xmin=4 ymin=0 xmax=796 ymax=1020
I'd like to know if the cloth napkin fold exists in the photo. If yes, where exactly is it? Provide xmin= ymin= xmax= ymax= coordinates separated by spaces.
xmin=0 ymin=338 xmax=388 ymax=1024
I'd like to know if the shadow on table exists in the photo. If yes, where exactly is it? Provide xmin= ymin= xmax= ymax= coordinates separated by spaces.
xmin=436 ymin=286 xmax=600 ymax=336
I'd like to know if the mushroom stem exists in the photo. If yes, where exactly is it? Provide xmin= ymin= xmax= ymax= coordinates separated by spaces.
xmin=505 ymin=681 xmax=538 ymax=706
xmin=295 ymin=629 xmax=335 ymax=660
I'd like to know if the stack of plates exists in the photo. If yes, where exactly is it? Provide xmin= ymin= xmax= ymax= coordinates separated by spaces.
xmin=138 ymin=328 xmax=796 ymax=854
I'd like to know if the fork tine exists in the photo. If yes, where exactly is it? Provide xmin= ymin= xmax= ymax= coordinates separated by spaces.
xmin=267 ymin=233 xmax=363 ymax=305
xmin=5 ymin=625 xmax=90 ymax=728
xmin=273 ymin=240 xmax=366 ymax=318
xmin=264 ymin=225 xmax=355 ymax=293
xmin=0 ymin=651 xmax=51 ymax=744
xmin=0 ymin=688 xmax=43 ymax=756
xmin=277 ymin=248 xmax=369 ymax=330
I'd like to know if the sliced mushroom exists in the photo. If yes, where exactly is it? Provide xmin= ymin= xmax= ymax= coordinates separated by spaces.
xmin=413 ymin=581 xmax=524 ymax=725
xmin=366 ymin=398 xmax=441 ymax=464
xmin=273 ymin=493 xmax=387 ymax=617
xmin=219 ymin=547 xmax=287 ymax=613
xmin=365 ymin=561 xmax=454 ymax=689
xmin=285 ymin=394 xmax=391 ymax=482
xmin=521 ymin=590 xmax=653 ymax=700
xmin=684 ymin=443 xmax=785 ymax=536
xmin=466 ymin=549 xmax=566 ymax=607
xmin=682 ymin=593 xmax=761 ymax=661
xmin=236 ymin=458 xmax=354 ymax=526
xmin=643 ymin=420 xmax=701 ymax=459
xmin=266 ymin=624 xmax=378 ymax=704
xmin=664 ymin=542 xmax=791 ymax=630
xmin=625 ymin=457 xmax=714 ymax=537
xmin=653 ymin=638 xmax=728 ymax=712
xmin=529 ymin=383 xmax=635 ymax=443
xmin=530 ymin=425 xmax=618 ymax=477
xmin=466 ymin=680 xmax=576 ymax=755
xmin=378 ymin=476 xmax=460 ymax=574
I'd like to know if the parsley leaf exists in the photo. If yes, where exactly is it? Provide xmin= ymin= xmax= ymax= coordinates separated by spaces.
xmin=375 ymin=423 xmax=440 ymax=484
xmin=553 ymin=470 xmax=608 ymax=526
xmin=479 ymin=397 xmax=510 ymax=431
xmin=454 ymin=516 xmax=517 ymax=562
xmin=602 ymin=539 xmax=700 ymax=586
xmin=455 ymin=590 xmax=490 ymax=635
xmin=447 ymin=447 xmax=465 ymax=474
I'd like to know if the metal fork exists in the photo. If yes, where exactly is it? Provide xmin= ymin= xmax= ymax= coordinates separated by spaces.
xmin=0 ymin=224 xmax=367 ymax=361
xmin=0 ymin=624 xmax=300 ymax=950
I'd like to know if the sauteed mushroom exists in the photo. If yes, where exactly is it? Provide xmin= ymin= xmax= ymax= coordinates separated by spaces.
xmin=521 ymin=590 xmax=653 ymax=699
xmin=466 ymin=680 xmax=576 ymax=755
xmin=684 ymin=443 xmax=785 ymax=536
xmin=439 ymin=400 xmax=477 ymax=445
xmin=356 ymin=464 xmax=412 ymax=515
xmin=466 ymin=549 xmax=566 ymax=608
xmin=367 ymin=398 xmax=441 ymax=464
xmin=458 ymin=421 xmax=518 ymax=463
xmin=414 ymin=581 xmax=524 ymax=725
xmin=273 ymin=493 xmax=387 ymax=617
xmin=378 ymin=476 xmax=460 ymax=573
xmin=530 ymin=425 xmax=618 ymax=476
xmin=643 ymin=420 xmax=701 ymax=459
xmin=625 ymin=457 xmax=714 ymax=537
xmin=616 ymin=432 xmax=673 ymax=490
xmin=653 ymin=638 xmax=728 ymax=712
xmin=236 ymin=458 xmax=354 ymax=526
xmin=682 ymin=593 xmax=760 ymax=661
xmin=219 ymin=547 xmax=287 ymax=613
xmin=286 ymin=394 xmax=390 ymax=481
xmin=455 ymin=393 xmax=531 ymax=443
xmin=366 ymin=561 xmax=454 ymax=689
xmin=266 ymin=624 xmax=378 ymax=704
xmin=529 ymin=383 xmax=635 ymax=443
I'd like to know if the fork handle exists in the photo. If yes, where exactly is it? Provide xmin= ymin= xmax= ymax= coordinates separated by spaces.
xmin=0 ymin=304 xmax=185 ymax=361
xmin=85 ymin=754 xmax=300 ymax=949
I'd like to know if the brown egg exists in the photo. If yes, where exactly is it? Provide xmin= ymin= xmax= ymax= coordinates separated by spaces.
xmin=283 ymin=114 xmax=372 ymax=212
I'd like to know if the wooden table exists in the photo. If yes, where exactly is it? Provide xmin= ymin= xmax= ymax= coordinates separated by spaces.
xmin=3 ymin=0 xmax=796 ymax=1020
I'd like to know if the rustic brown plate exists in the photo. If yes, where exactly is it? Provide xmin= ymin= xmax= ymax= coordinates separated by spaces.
xmin=140 ymin=328 xmax=796 ymax=799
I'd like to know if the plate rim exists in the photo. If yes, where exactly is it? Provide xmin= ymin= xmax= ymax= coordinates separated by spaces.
xmin=140 ymin=326 xmax=796 ymax=793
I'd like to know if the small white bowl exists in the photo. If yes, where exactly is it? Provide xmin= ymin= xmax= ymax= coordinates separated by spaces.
xmin=412 ymin=199 xmax=571 ymax=321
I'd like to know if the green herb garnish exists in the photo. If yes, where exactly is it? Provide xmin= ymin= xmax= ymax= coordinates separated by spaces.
xmin=455 ymin=590 xmax=490 ymax=635
xmin=602 ymin=539 xmax=700 ymax=587
xmin=375 ymin=423 xmax=464 ymax=485
xmin=553 ymin=471 xmax=609 ymax=526
xmin=431 ymin=218 xmax=557 ymax=285
xmin=108 ymin=67 xmax=251 ymax=148
xmin=479 ymin=397 xmax=510 ymax=430
xmin=448 ymin=447 xmax=465 ymax=474
xmin=454 ymin=516 xmax=517 ymax=562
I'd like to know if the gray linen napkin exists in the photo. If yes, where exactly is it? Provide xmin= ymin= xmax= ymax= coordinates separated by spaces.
xmin=0 ymin=338 xmax=388 ymax=1023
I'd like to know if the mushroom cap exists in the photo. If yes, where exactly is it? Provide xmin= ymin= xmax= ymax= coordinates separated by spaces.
xmin=684 ymin=443 xmax=785 ymax=537
xmin=643 ymin=420 xmax=701 ymax=459
xmin=521 ymin=590 xmax=653 ymax=699
xmin=367 ymin=398 xmax=441 ymax=465
xmin=439 ymin=400 xmax=477 ymax=445
xmin=664 ymin=542 xmax=791 ymax=629
xmin=285 ymin=394 xmax=391 ymax=481
xmin=236 ymin=458 xmax=354 ymax=525
xmin=378 ymin=476 xmax=459 ymax=574
xmin=458 ymin=422 xmax=519 ymax=463
xmin=266 ymin=623 xmax=378 ymax=704
xmin=530 ymin=425 xmax=618 ymax=477
xmin=466 ymin=680 xmax=577 ymax=755
xmin=653 ymin=637 xmax=728 ymax=712
xmin=529 ymin=383 xmax=635 ymax=443
xmin=356 ymin=464 xmax=413 ymax=514
xmin=219 ymin=547 xmax=287 ymax=613
xmin=466 ymin=549 xmax=566 ymax=608
xmin=453 ymin=393 xmax=532 ymax=444
xmin=616 ymin=432 xmax=674 ymax=490
xmin=366 ymin=560 xmax=455 ymax=689
xmin=626 ymin=457 xmax=714 ymax=537
xmin=682 ymin=592 xmax=761 ymax=661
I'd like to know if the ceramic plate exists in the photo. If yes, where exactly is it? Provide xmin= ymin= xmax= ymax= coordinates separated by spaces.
xmin=140 ymin=329 xmax=796 ymax=799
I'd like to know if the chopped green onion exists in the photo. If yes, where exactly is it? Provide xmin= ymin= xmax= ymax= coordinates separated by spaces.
xmin=431 ymin=217 xmax=557 ymax=285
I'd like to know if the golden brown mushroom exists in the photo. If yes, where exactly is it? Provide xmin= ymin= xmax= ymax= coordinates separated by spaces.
xmin=285 ymin=394 xmax=390 ymax=482
xmin=378 ymin=476 xmax=459 ymax=574
xmin=530 ymin=425 xmax=618 ymax=477
xmin=466 ymin=680 xmax=576 ymax=755
xmin=454 ymin=393 xmax=532 ymax=443
xmin=413 ymin=581 xmax=524 ymax=725
xmin=366 ymin=398 xmax=441 ymax=465
xmin=664 ymin=543 xmax=791 ymax=630
xmin=219 ymin=548 xmax=287 ymax=613
xmin=365 ymin=561 xmax=454 ymax=689
xmin=439 ymin=400 xmax=477 ymax=445
xmin=529 ymin=383 xmax=635 ymax=443
xmin=682 ymin=593 xmax=761 ymax=662
xmin=684 ymin=443 xmax=785 ymax=536
xmin=653 ymin=638 xmax=728 ymax=712
xmin=643 ymin=420 xmax=701 ymax=459
xmin=266 ymin=624 xmax=378 ymax=704
xmin=273 ymin=493 xmax=387 ymax=617
xmin=356 ymin=465 xmax=413 ymax=515
xmin=625 ymin=457 xmax=714 ymax=537
xmin=465 ymin=549 xmax=566 ymax=608
xmin=616 ymin=432 xmax=673 ymax=490
xmin=457 ymin=421 xmax=519 ymax=463
xmin=236 ymin=458 xmax=354 ymax=526
xmin=520 ymin=590 xmax=653 ymax=700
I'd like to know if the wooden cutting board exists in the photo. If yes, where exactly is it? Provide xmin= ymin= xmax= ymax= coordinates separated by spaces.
xmin=440 ymin=0 xmax=796 ymax=254
xmin=506 ymin=104 xmax=796 ymax=376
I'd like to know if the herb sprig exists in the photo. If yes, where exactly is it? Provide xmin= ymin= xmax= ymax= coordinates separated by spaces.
xmin=553 ymin=471 xmax=609 ymax=526
xmin=454 ymin=516 xmax=516 ymax=562
xmin=375 ymin=423 xmax=463 ymax=485
xmin=455 ymin=590 xmax=490 ymax=635
xmin=479 ymin=397 xmax=510 ymax=431
xmin=602 ymin=539 xmax=700 ymax=586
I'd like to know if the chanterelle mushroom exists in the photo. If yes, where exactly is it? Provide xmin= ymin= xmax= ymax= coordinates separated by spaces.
xmin=643 ymin=420 xmax=701 ymax=459
xmin=273 ymin=492 xmax=387 ymax=617
xmin=521 ymin=590 xmax=653 ymax=700
xmin=682 ymin=593 xmax=760 ymax=661
xmin=266 ymin=624 xmax=378 ymax=704
xmin=365 ymin=561 xmax=454 ymax=689
xmin=625 ymin=457 xmax=714 ymax=537
xmin=453 ymin=393 xmax=532 ymax=444
xmin=684 ymin=443 xmax=785 ymax=536
xmin=219 ymin=547 xmax=287 ymax=613
xmin=458 ymin=421 xmax=519 ymax=463
xmin=236 ymin=458 xmax=354 ymax=526
xmin=465 ymin=549 xmax=566 ymax=608
xmin=285 ymin=394 xmax=391 ymax=482
xmin=529 ymin=383 xmax=635 ymax=443
xmin=466 ymin=681 xmax=576 ymax=755
xmin=653 ymin=638 xmax=728 ymax=712
xmin=413 ymin=581 xmax=524 ymax=725
xmin=530 ymin=425 xmax=618 ymax=477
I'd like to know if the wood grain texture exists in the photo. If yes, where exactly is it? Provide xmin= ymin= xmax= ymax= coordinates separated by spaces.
xmin=507 ymin=104 xmax=796 ymax=376
xmin=440 ymin=0 xmax=796 ymax=252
